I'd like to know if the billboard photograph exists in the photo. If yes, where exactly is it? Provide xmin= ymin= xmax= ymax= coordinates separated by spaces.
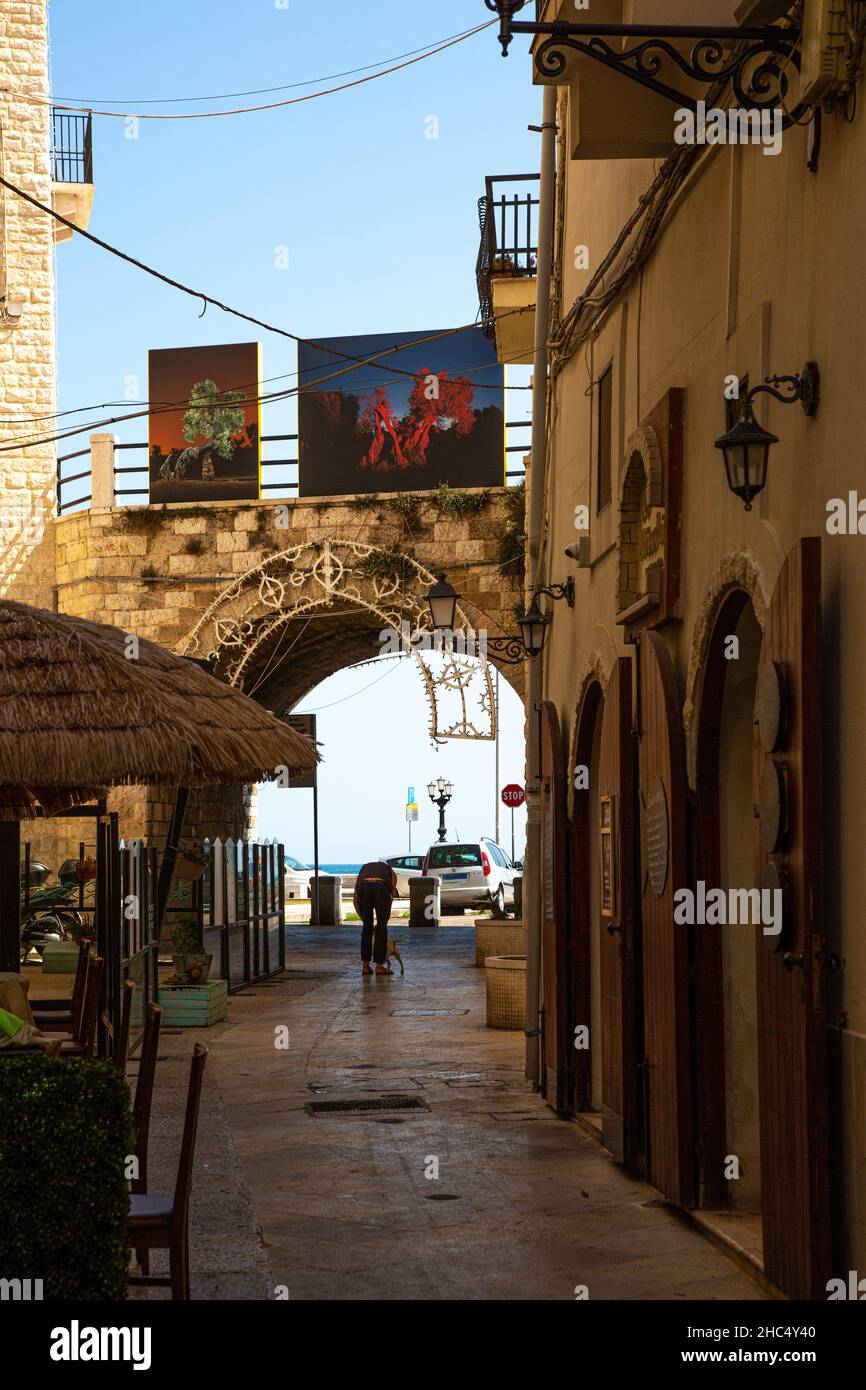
xmin=148 ymin=341 xmax=262 ymax=503
xmin=297 ymin=327 xmax=505 ymax=497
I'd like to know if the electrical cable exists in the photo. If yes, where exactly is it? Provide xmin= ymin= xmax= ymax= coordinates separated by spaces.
xmin=9 ymin=22 xmax=496 ymax=121
xmin=49 ymin=23 xmax=493 ymax=106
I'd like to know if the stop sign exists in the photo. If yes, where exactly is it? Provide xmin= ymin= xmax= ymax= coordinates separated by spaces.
xmin=501 ymin=783 xmax=525 ymax=808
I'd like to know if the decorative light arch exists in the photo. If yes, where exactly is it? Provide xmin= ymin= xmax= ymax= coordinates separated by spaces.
xmin=181 ymin=538 xmax=497 ymax=742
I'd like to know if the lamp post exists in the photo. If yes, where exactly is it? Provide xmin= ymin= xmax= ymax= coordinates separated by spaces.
xmin=427 ymin=777 xmax=453 ymax=843
xmin=714 ymin=363 xmax=820 ymax=511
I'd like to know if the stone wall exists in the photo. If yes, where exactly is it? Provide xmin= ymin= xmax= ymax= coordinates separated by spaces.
xmin=0 ymin=1 xmax=57 ymax=610
xmin=37 ymin=486 xmax=524 ymax=864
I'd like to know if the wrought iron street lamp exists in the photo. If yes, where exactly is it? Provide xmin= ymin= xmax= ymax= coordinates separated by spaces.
xmin=427 ymin=776 xmax=454 ymax=843
xmin=714 ymin=363 xmax=820 ymax=511
xmin=483 ymin=2 xmax=803 ymax=118
xmin=424 ymin=574 xmax=573 ymax=665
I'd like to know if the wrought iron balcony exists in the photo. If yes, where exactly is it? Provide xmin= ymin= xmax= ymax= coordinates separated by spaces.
xmin=476 ymin=174 xmax=540 ymax=341
xmin=51 ymin=110 xmax=93 ymax=185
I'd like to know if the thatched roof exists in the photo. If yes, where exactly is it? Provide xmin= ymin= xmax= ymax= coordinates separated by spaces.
xmin=0 ymin=601 xmax=318 ymax=815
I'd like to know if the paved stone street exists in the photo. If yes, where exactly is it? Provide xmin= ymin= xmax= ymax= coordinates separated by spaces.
xmin=140 ymin=922 xmax=766 ymax=1301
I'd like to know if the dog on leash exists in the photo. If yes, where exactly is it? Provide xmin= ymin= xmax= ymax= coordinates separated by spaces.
xmin=386 ymin=937 xmax=405 ymax=975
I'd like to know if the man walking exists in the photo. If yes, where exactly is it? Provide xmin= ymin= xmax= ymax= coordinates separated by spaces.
xmin=354 ymin=860 xmax=398 ymax=976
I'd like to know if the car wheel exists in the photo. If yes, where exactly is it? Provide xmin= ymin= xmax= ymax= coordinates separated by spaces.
xmin=493 ymin=884 xmax=506 ymax=916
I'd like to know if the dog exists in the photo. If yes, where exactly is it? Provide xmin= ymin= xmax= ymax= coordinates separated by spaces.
xmin=386 ymin=937 xmax=405 ymax=975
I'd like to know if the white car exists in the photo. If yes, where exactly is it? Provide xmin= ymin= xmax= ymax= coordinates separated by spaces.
xmin=421 ymin=838 xmax=518 ymax=915
xmin=283 ymin=855 xmax=313 ymax=900
xmin=383 ymin=854 xmax=425 ymax=898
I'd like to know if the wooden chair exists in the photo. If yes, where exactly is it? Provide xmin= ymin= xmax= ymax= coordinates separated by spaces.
xmin=128 ymin=1042 xmax=208 ymax=1300
xmin=32 ymin=938 xmax=92 ymax=1033
xmin=131 ymin=1001 xmax=162 ymax=1275
xmin=116 ymin=978 xmax=137 ymax=1071
xmin=57 ymin=953 xmax=104 ymax=1057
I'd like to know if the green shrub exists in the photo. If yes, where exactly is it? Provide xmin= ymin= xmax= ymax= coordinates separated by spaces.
xmin=0 ymin=1054 xmax=134 ymax=1300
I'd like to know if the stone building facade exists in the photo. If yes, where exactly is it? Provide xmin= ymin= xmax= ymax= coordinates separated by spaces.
xmin=0 ymin=0 xmax=58 ymax=610
xmin=499 ymin=0 xmax=866 ymax=1302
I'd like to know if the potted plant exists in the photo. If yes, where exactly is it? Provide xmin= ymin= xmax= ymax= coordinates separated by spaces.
xmin=173 ymin=846 xmax=209 ymax=883
xmin=170 ymin=917 xmax=212 ymax=985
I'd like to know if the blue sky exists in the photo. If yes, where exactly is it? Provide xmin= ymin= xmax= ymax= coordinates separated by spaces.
xmin=48 ymin=0 xmax=534 ymax=860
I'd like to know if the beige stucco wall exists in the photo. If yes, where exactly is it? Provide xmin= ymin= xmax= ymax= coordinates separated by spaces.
xmin=539 ymin=77 xmax=866 ymax=1268
xmin=0 ymin=0 xmax=57 ymax=609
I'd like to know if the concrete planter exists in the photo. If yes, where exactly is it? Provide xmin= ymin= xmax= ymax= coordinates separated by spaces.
xmin=474 ymin=919 xmax=524 ymax=967
xmin=484 ymin=955 xmax=526 ymax=1031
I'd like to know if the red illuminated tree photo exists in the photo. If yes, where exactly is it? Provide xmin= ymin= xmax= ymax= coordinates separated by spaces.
xmin=358 ymin=369 xmax=477 ymax=471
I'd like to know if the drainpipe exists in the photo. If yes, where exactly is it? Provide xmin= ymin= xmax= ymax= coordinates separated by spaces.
xmin=524 ymin=82 xmax=557 ymax=1088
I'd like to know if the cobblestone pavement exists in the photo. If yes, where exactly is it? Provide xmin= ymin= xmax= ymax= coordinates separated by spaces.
xmin=141 ymin=922 xmax=766 ymax=1301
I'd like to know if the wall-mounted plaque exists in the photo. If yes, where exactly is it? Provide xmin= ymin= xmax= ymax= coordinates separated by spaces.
xmin=756 ymin=660 xmax=788 ymax=753
xmin=758 ymin=760 xmax=787 ymax=854
xmin=645 ymin=777 xmax=669 ymax=898
xmin=761 ymin=859 xmax=789 ymax=954
xmin=600 ymin=795 xmax=616 ymax=917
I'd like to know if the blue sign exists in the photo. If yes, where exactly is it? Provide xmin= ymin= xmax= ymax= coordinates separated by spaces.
xmin=408 ymin=785 xmax=415 ymax=803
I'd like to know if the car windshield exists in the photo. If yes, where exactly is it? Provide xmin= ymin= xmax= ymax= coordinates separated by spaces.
xmin=428 ymin=845 xmax=482 ymax=869
xmin=284 ymin=856 xmax=309 ymax=871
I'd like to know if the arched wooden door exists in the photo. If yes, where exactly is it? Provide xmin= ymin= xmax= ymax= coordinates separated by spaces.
xmin=638 ymin=631 xmax=694 ymax=1207
xmin=754 ymin=537 xmax=829 ymax=1299
xmin=597 ymin=657 xmax=639 ymax=1163
xmin=540 ymin=700 xmax=568 ymax=1110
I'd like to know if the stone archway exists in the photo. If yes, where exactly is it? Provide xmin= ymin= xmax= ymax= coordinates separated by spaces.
xmin=682 ymin=551 xmax=768 ymax=786
xmin=181 ymin=538 xmax=500 ymax=744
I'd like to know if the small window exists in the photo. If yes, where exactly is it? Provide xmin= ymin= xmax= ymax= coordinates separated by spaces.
xmin=597 ymin=364 xmax=613 ymax=514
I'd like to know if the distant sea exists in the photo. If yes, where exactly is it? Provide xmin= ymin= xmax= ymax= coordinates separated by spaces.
xmin=321 ymin=863 xmax=361 ymax=875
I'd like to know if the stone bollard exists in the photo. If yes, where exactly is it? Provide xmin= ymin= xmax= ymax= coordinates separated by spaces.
xmin=311 ymin=875 xmax=342 ymax=926
xmin=409 ymin=876 xmax=440 ymax=928
xmin=513 ymin=876 xmax=522 ymax=919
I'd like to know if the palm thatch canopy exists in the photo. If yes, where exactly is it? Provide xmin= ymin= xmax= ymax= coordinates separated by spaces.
xmin=0 ymin=600 xmax=318 ymax=817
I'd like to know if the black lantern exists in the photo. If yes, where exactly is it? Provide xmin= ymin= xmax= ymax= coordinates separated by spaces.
xmin=714 ymin=397 xmax=778 ymax=512
xmin=518 ymin=595 xmax=550 ymax=658
xmin=714 ymin=362 xmax=820 ymax=512
xmin=426 ymin=573 xmax=460 ymax=631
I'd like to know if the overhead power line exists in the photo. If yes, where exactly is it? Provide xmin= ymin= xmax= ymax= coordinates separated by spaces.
xmin=0 ymin=172 xmax=532 ymax=453
xmin=48 ymin=23 xmax=493 ymax=106
xmin=8 ymin=21 xmax=496 ymax=121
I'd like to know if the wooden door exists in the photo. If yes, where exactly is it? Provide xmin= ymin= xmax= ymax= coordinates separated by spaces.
xmin=598 ymin=658 xmax=639 ymax=1162
xmin=638 ymin=631 xmax=694 ymax=1207
xmin=569 ymin=681 xmax=603 ymax=1114
xmin=754 ymin=537 xmax=829 ymax=1299
xmin=540 ymin=700 xmax=568 ymax=1110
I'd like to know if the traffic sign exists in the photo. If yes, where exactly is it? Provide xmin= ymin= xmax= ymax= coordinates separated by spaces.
xmin=408 ymin=785 xmax=415 ymax=803
xmin=406 ymin=804 xmax=419 ymax=822
xmin=501 ymin=784 xmax=525 ymax=808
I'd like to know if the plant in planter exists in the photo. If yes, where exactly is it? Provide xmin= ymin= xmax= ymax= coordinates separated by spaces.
xmin=170 ymin=917 xmax=212 ymax=985
xmin=173 ymin=846 xmax=209 ymax=883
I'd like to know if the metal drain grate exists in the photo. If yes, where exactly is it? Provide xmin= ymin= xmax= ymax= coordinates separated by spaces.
xmin=390 ymin=1009 xmax=469 ymax=1018
xmin=306 ymin=1096 xmax=430 ymax=1117
xmin=307 ymin=1078 xmax=423 ymax=1094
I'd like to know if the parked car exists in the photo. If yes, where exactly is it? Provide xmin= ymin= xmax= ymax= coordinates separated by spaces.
xmin=284 ymin=855 xmax=313 ymax=900
xmin=421 ymin=838 xmax=518 ymax=915
xmin=382 ymin=854 xmax=425 ymax=897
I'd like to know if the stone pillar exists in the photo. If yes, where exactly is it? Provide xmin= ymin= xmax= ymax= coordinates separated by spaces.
xmin=409 ymin=876 xmax=440 ymax=928
xmin=313 ymin=876 xmax=342 ymax=926
xmin=90 ymin=433 xmax=118 ymax=510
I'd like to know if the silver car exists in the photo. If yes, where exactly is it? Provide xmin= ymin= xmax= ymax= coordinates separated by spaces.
xmin=422 ymin=838 xmax=517 ymax=915
xmin=383 ymin=854 xmax=425 ymax=897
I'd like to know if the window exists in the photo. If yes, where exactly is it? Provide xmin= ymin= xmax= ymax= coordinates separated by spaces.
xmin=597 ymin=363 xmax=613 ymax=513
xmin=428 ymin=845 xmax=482 ymax=869
xmin=487 ymin=843 xmax=507 ymax=868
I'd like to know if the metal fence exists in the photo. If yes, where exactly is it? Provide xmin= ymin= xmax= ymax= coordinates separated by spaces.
xmin=168 ymin=837 xmax=286 ymax=994
xmin=51 ymin=110 xmax=93 ymax=185
xmin=55 ymin=438 xmax=300 ymax=515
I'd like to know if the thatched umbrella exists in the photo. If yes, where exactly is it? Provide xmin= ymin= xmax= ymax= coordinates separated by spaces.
xmin=0 ymin=599 xmax=318 ymax=977
xmin=0 ymin=599 xmax=317 ymax=805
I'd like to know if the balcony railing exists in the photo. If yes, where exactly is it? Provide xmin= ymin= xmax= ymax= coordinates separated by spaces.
xmin=51 ymin=110 xmax=93 ymax=184
xmin=476 ymin=174 xmax=540 ymax=340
